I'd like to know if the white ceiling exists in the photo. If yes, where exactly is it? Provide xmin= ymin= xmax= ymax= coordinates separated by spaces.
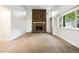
xmin=51 ymin=5 xmax=76 ymax=16
xmin=3 ymin=5 xmax=76 ymax=16
xmin=3 ymin=5 xmax=26 ymax=11
xmin=24 ymin=5 xmax=53 ymax=9
xmin=24 ymin=5 xmax=76 ymax=16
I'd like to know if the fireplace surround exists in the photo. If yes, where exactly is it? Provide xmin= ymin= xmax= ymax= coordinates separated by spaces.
xmin=32 ymin=9 xmax=46 ymax=32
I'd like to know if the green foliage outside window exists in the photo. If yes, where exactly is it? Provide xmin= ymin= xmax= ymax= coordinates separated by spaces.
xmin=58 ymin=9 xmax=79 ymax=28
xmin=64 ymin=12 xmax=75 ymax=22
xmin=77 ymin=10 xmax=79 ymax=18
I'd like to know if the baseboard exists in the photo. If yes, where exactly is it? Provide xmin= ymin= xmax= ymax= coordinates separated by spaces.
xmin=12 ymin=32 xmax=32 ymax=40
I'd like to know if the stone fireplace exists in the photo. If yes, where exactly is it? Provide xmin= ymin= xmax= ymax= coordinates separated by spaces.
xmin=32 ymin=9 xmax=46 ymax=32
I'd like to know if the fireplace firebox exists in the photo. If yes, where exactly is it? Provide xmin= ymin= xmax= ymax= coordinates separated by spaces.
xmin=36 ymin=26 xmax=42 ymax=31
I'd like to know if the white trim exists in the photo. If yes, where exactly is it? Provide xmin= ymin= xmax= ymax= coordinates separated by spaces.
xmin=57 ymin=27 xmax=79 ymax=31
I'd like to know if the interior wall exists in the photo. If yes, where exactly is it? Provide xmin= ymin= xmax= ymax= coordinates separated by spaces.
xmin=11 ymin=10 xmax=27 ymax=39
xmin=2 ymin=5 xmax=27 ymax=40
xmin=46 ymin=9 xmax=52 ymax=33
xmin=55 ymin=28 xmax=79 ymax=48
xmin=53 ymin=17 xmax=79 ymax=48
xmin=26 ymin=9 xmax=32 ymax=32
xmin=52 ymin=17 xmax=57 ymax=34
xmin=0 ymin=6 xmax=11 ymax=40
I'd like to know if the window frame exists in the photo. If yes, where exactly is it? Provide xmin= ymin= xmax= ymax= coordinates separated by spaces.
xmin=57 ymin=6 xmax=79 ymax=30
xmin=63 ymin=11 xmax=75 ymax=28
xmin=58 ymin=16 xmax=63 ymax=28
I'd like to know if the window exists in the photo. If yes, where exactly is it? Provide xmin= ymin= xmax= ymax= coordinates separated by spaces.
xmin=76 ymin=10 xmax=79 ymax=28
xmin=63 ymin=12 xmax=75 ymax=28
xmin=58 ymin=6 xmax=79 ymax=29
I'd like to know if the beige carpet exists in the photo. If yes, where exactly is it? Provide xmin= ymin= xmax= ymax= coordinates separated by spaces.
xmin=0 ymin=33 xmax=79 ymax=53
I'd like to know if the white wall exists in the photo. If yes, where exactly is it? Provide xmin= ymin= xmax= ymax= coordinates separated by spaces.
xmin=55 ymin=28 xmax=79 ymax=48
xmin=53 ymin=18 xmax=79 ymax=48
xmin=26 ymin=9 xmax=32 ymax=32
xmin=46 ymin=9 xmax=52 ymax=33
xmin=52 ymin=6 xmax=79 ymax=48
xmin=0 ymin=6 xmax=11 ymax=40
xmin=11 ymin=10 xmax=27 ymax=39
xmin=52 ymin=17 xmax=57 ymax=34
xmin=11 ymin=8 xmax=34 ymax=39
xmin=2 ymin=5 xmax=27 ymax=40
